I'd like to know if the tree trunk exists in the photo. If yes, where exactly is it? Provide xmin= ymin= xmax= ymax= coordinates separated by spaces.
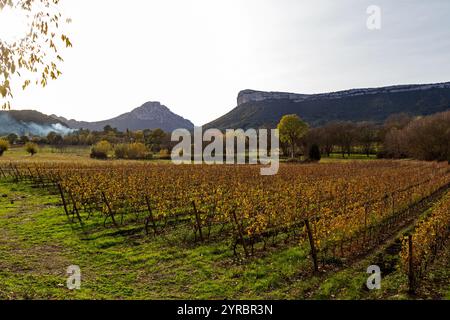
xmin=291 ymin=139 xmax=295 ymax=158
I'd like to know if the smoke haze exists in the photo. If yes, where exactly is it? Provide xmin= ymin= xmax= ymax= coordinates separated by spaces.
xmin=0 ymin=113 xmax=74 ymax=136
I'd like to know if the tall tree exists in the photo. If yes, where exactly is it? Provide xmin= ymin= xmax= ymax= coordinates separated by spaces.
xmin=277 ymin=114 xmax=309 ymax=158
xmin=333 ymin=121 xmax=357 ymax=158
xmin=317 ymin=123 xmax=338 ymax=157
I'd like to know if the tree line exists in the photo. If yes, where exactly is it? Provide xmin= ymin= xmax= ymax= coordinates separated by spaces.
xmin=2 ymin=110 xmax=449 ymax=163
xmin=1 ymin=125 xmax=173 ymax=152
xmin=277 ymin=110 xmax=450 ymax=162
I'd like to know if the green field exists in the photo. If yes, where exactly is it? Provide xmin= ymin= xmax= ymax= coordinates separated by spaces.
xmin=1 ymin=146 xmax=92 ymax=163
xmin=1 ymin=145 xmax=172 ymax=164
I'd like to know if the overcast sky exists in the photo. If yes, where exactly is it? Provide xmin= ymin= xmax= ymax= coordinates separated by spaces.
xmin=4 ymin=0 xmax=450 ymax=126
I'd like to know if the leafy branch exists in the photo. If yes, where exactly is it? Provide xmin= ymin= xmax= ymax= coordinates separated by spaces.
xmin=0 ymin=0 xmax=72 ymax=109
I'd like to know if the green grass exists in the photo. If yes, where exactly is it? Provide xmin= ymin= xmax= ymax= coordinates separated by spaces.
xmin=321 ymin=153 xmax=378 ymax=162
xmin=0 ymin=181 xmax=317 ymax=299
xmin=0 ymin=180 xmax=448 ymax=300
xmin=1 ymin=145 xmax=92 ymax=163
xmin=0 ymin=145 xmax=173 ymax=164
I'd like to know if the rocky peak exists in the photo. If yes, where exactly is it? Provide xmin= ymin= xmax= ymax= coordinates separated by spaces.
xmin=50 ymin=101 xmax=194 ymax=132
xmin=129 ymin=101 xmax=171 ymax=121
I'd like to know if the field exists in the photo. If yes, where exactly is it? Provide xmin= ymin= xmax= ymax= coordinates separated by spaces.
xmin=0 ymin=150 xmax=449 ymax=300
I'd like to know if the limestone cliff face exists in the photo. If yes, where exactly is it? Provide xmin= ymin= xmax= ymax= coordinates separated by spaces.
xmin=237 ymin=82 xmax=450 ymax=106
xmin=204 ymin=81 xmax=450 ymax=130
xmin=237 ymin=90 xmax=307 ymax=106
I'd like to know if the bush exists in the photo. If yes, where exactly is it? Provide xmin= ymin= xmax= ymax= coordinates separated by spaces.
xmin=113 ymin=143 xmax=151 ymax=160
xmin=0 ymin=139 xmax=9 ymax=156
xmin=25 ymin=142 xmax=38 ymax=156
xmin=125 ymin=142 xmax=150 ymax=160
xmin=308 ymin=144 xmax=321 ymax=161
xmin=19 ymin=135 xmax=30 ymax=144
xmin=91 ymin=140 xmax=112 ymax=159
xmin=114 ymin=143 xmax=128 ymax=159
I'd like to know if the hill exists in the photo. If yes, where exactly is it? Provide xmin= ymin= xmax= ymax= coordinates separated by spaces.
xmin=52 ymin=101 xmax=194 ymax=132
xmin=204 ymin=82 xmax=450 ymax=129
xmin=0 ymin=110 xmax=72 ymax=136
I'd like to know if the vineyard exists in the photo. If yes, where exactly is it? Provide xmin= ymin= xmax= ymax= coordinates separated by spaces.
xmin=401 ymin=191 xmax=450 ymax=293
xmin=1 ymin=160 xmax=449 ymax=278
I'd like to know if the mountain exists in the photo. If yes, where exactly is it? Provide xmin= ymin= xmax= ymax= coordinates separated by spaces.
xmin=0 ymin=110 xmax=72 ymax=136
xmin=52 ymin=101 xmax=194 ymax=132
xmin=204 ymin=82 xmax=450 ymax=129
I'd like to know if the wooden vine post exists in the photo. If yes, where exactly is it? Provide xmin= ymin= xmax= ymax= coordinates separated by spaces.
xmin=232 ymin=209 xmax=249 ymax=257
xmin=192 ymin=200 xmax=204 ymax=242
xmin=10 ymin=163 xmax=18 ymax=182
xmin=408 ymin=235 xmax=416 ymax=294
xmin=14 ymin=165 xmax=22 ymax=182
xmin=305 ymin=218 xmax=319 ymax=273
xmin=363 ymin=203 xmax=368 ymax=243
xmin=69 ymin=191 xmax=83 ymax=226
xmin=0 ymin=166 xmax=6 ymax=179
xmin=391 ymin=191 xmax=396 ymax=215
xmin=57 ymin=183 xmax=70 ymax=219
xmin=101 ymin=191 xmax=118 ymax=227
xmin=27 ymin=167 xmax=34 ymax=184
xmin=36 ymin=168 xmax=45 ymax=188
xmin=144 ymin=196 xmax=157 ymax=236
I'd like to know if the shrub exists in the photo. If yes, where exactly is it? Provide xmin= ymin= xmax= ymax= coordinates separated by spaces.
xmin=308 ymin=144 xmax=321 ymax=162
xmin=126 ymin=142 xmax=150 ymax=160
xmin=91 ymin=140 xmax=112 ymax=159
xmin=25 ymin=142 xmax=38 ymax=156
xmin=114 ymin=143 xmax=128 ymax=159
xmin=0 ymin=139 xmax=9 ymax=156
xmin=19 ymin=135 xmax=30 ymax=144
xmin=113 ymin=143 xmax=151 ymax=160
xmin=6 ymin=133 xmax=18 ymax=145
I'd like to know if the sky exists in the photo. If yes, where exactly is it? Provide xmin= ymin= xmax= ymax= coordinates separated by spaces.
xmin=2 ymin=0 xmax=450 ymax=126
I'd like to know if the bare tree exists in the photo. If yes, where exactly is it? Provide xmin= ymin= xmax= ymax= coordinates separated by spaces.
xmin=403 ymin=111 xmax=450 ymax=161
xmin=382 ymin=111 xmax=450 ymax=161
xmin=331 ymin=121 xmax=357 ymax=158
xmin=356 ymin=122 xmax=379 ymax=157
xmin=383 ymin=127 xmax=408 ymax=158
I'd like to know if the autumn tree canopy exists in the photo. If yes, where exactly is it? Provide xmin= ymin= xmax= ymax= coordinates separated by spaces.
xmin=277 ymin=114 xmax=309 ymax=158
xmin=0 ymin=0 xmax=71 ymax=109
